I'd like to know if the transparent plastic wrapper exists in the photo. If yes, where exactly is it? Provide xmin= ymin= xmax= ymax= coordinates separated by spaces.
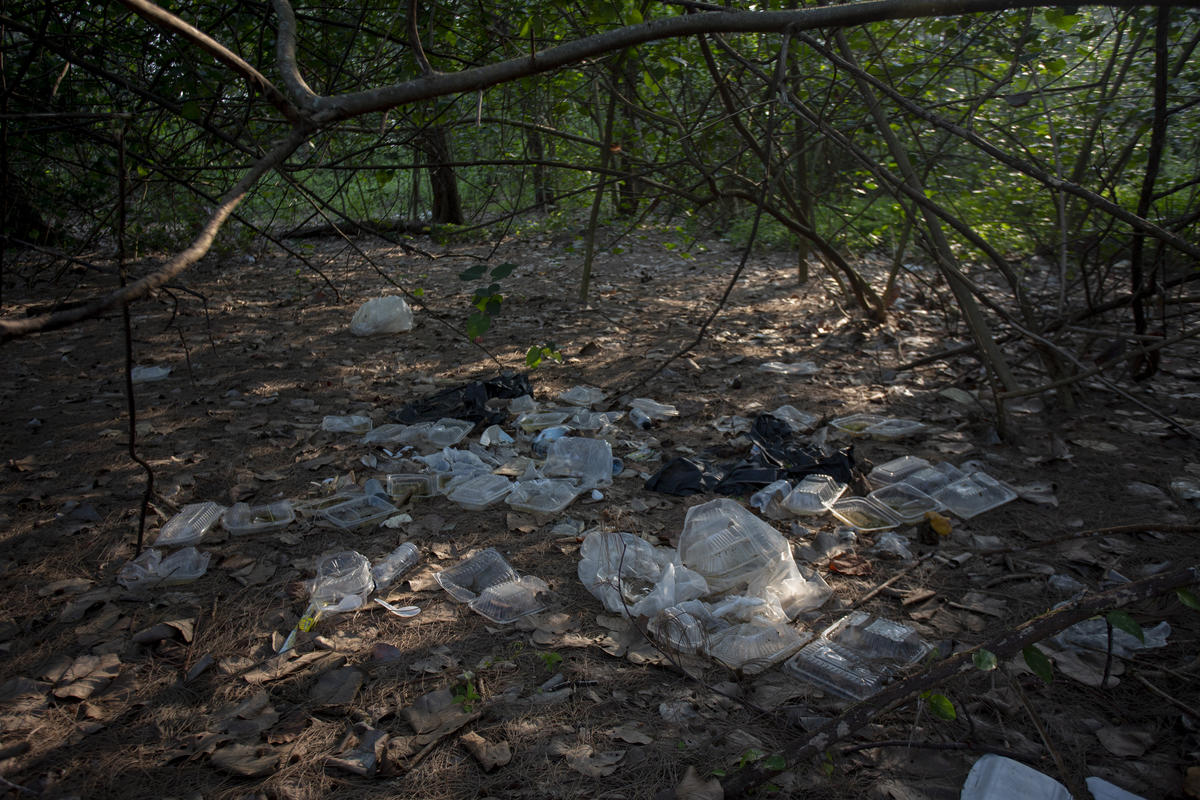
xmin=647 ymin=604 xmax=711 ymax=655
xmin=1053 ymin=619 xmax=1170 ymax=659
xmin=508 ymin=395 xmax=537 ymax=414
xmin=361 ymin=423 xmax=410 ymax=444
xmin=577 ymin=531 xmax=708 ymax=619
xmin=468 ymin=575 xmax=550 ymax=623
xmin=349 ymin=296 xmax=414 ymax=336
xmin=757 ymin=360 xmax=819 ymax=376
xmin=868 ymin=483 xmax=940 ymax=523
xmin=118 ymin=547 xmax=210 ymax=590
xmin=828 ymin=497 xmax=901 ymax=532
xmin=796 ymin=527 xmax=856 ymax=563
xmin=542 ymin=436 xmax=613 ymax=489
xmin=506 ymin=479 xmax=581 ymax=515
xmin=829 ymin=413 xmax=886 ymax=436
xmin=131 ymin=364 xmax=171 ymax=383
xmin=865 ymin=418 xmax=927 ymax=441
xmin=295 ymin=491 xmax=361 ymax=519
xmin=868 ymin=456 xmax=932 ymax=487
xmin=416 ymin=447 xmax=492 ymax=492
xmin=311 ymin=551 xmax=374 ymax=610
xmin=321 ymin=494 xmax=397 ymax=530
xmin=750 ymin=479 xmax=792 ymax=520
xmin=531 ymin=425 xmax=572 ymax=458
xmin=678 ymin=498 xmax=829 ymax=619
xmin=870 ymin=531 xmax=914 ymax=560
xmin=436 ymin=548 xmax=519 ymax=602
xmin=223 ymin=500 xmax=294 ymax=535
xmin=558 ymin=386 xmax=605 ymax=407
xmin=396 ymin=418 xmax=473 ymax=451
xmin=569 ymin=408 xmax=622 ymax=431
xmin=823 ymin=611 xmax=931 ymax=668
xmin=769 ymin=404 xmax=819 ymax=433
xmin=445 ymin=473 xmax=512 ymax=511
xmin=933 ymin=471 xmax=1017 ymax=519
xmin=782 ymin=474 xmax=846 ymax=516
xmin=783 ymin=639 xmax=882 ymax=700
xmin=322 ymin=415 xmax=373 ymax=434
xmin=629 ymin=398 xmax=679 ymax=421
xmin=707 ymin=621 xmax=812 ymax=673
xmin=479 ymin=425 xmax=514 ymax=446
xmin=155 ymin=501 xmax=225 ymax=548
xmin=371 ymin=543 xmax=420 ymax=591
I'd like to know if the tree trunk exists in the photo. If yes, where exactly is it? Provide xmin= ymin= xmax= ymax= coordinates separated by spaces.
xmin=420 ymin=125 xmax=463 ymax=225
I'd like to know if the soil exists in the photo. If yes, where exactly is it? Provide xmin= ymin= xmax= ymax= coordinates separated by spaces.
xmin=0 ymin=227 xmax=1198 ymax=800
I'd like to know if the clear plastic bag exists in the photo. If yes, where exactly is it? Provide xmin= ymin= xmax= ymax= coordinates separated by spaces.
xmin=349 ymin=296 xmax=414 ymax=336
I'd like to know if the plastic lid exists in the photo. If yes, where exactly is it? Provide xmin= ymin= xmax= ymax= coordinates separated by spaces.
xmin=468 ymin=576 xmax=549 ymax=623
xmin=783 ymin=639 xmax=882 ymax=700
xmin=830 ymin=413 xmax=886 ymax=435
xmin=445 ymin=473 xmax=513 ymax=511
xmin=828 ymin=497 xmax=902 ymax=532
xmin=867 ymin=483 xmax=941 ymax=523
xmin=223 ymin=500 xmax=294 ymax=535
xmin=933 ymin=471 xmax=1017 ymax=519
xmin=435 ymin=548 xmax=519 ymax=602
xmin=868 ymin=456 xmax=932 ymax=487
xmin=505 ymin=479 xmax=581 ymax=514
xmin=320 ymin=494 xmax=398 ymax=530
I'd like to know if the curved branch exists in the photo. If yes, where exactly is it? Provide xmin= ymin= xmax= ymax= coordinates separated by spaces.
xmin=116 ymin=0 xmax=300 ymax=122
xmin=271 ymin=0 xmax=321 ymax=111
xmin=313 ymin=1 xmax=1200 ymax=122
xmin=0 ymin=126 xmax=313 ymax=342
xmin=408 ymin=0 xmax=435 ymax=76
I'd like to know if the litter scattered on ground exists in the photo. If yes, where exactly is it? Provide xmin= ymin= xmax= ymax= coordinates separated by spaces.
xmin=348 ymin=295 xmax=414 ymax=336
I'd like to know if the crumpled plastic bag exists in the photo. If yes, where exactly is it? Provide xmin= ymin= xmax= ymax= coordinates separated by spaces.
xmin=349 ymin=296 xmax=414 ymax=336
xmin=118 ymin=547 xmax=210 ymax=590
xmin=577 ymin=531 xmax=708 ymax=619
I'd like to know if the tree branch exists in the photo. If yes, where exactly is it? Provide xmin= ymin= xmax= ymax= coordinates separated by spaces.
xmin=271 ymin=0 xmax=321 ymax=111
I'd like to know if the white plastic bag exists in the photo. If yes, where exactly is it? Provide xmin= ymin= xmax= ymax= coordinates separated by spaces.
xmin=349 ymin=296 xmax=414 ymax=336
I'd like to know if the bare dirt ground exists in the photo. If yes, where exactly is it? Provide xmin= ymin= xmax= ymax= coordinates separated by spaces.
xmin=1 ymin=227 xmax=1198 ymax=800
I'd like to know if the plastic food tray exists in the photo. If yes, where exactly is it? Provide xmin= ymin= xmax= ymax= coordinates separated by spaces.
xmin=435 ymin=548 xmax=519 ymax=602
xmin=865 ymin=418 xmax=928 ymax=441
xmin=707 ymin=623 xmax=813 ymax=673
xmin=933 ymin=471 xmax=1017 ymax=519
xmin=294 ymin=492 xmax=361 ymax=519
xmin=320 ymin=494 xmax=397 ymax=530
xmin=385 ymin=473 xmax=437 ymax=502
xmin=828 ymin=497 xmax=902 ymax=532
xmin=223 ymin=500 xmax=295 ymax=535
xmin=467 ymin=576 xmax=549 ymax=623
xmin=822 ymin=611 xmax=932 ymax=668
xmin=829 ymin=413 xmax=886 ymax=436
xmin=542 ymin=437 xmax=613 ymax=489
xmin=505 ymin=479 xmax=581 ymax=514
xmin=445 ymin=473 xmax=512 ymax=511
xmin=899 ymin=463 xmax=964 ymax=496
xmin=782 ymin=474 xmax=847 ymax=515
xmin=515 ymin=410 xmax=573 ymax=432
xmin=867 ymin=483 xmax=941 ymax=523
xmin=868 ymin=456 xmax=932 ymax=487
xmin=783 ymin=639 xmax=883 ymax=701
xmin=156 ymin=501 xmax=226 ymax=547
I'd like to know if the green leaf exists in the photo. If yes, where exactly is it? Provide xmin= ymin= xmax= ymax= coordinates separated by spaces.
xmin=926 ymin=693 xmax=957 ymax=721
xmin=1023 ymin=645 xmax=1053 ymax=683
xmin=374 ymin=169 xmax=394 ymax=186
xmin=1177 ymin=588 xmax=1200 ymax=612
xmin=458 ymin=264 xmax=486 ymax=281
xmin=973 ymin=649 xmax=998 ymax=672
xmin=180 ymin=100 xmax=202 ymax=121
xmin=466 ymin=310 xmax=491 ymax=340
xmin=762 ymin=754 xmax=786 ymax=771
xmin=490 ymin=261 xmax=517 ymax=279
xmin=1106 ymin=610 xmax=1144 ymax=643
xmin=413 ymin=287 xmax=424 ymax=298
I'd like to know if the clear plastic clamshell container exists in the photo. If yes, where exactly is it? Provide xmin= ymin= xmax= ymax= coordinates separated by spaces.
xmin=311 ymin=551 xmax=374 ymax=606
xmin=783 ymin=638 xmax=883 ymax=700
xmin=515 ymin=410 xmax=573 ymax=432
xmin=898 ymin=462 xmax=965 ymax=496
xmin=829 ymin=413 xmax=886 ymax=436
xmin=223 ymin=500 xmax=294 ymax=535
xmin=424 ymin=418 xmax=474 ymax=448
xmin=467 ymin=575 xmax=549 ymax=624
xmin=294 ymin=491 xmax=360 ymax=519
xmin=385 ymin=473 xmax=437 ymax=503
xmin=677 ymin=498 xmax=792 ymax=593
xmin=435 ymin=548 xmax=519 ymax=602
xmin=362 ymin=423 xmax=410 ymax=444
xmin=505 ymin=478 xmax=581 ymax=515
xmin=867 ymin=483 xmax=941 ymax=524
xmin=823 ymin=611 xmax=932 ymax=668
xmin=155 ymin=501 xmax=226 ymax=547
xmin=629 ymin=397 xmax=679 ymax=420
xmin=320 ymin=494 xmax=397 ymax=530
xmin=828 ymin=497 xmax=902 ymax=532
xmin=445 ymin=473 xmax=512 ymax=511
xmin=707 ymin=623 xmax=813 ymax=674
xmin=770 ymin=404 xmax=820 ymax=434
xmin=865 ymin=418 xmax=927 ymax=441
xmin=558 ymin=385 xmax=605 ymax=407
xmin=868 ymin=456 xmax=932 ymax=487
xmin=933 ymin=470 xmax=1017 ymax=519
xmin=781 ymin=474 xmax=847 ymax=516
xmin=542 ymin=436 xmax=613 ymax=489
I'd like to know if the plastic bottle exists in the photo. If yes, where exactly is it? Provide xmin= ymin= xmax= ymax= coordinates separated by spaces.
xmin=371 ymin=542 xmax=420 ymax=591
xmin=629 ymin=408 xmax=653 ymax=430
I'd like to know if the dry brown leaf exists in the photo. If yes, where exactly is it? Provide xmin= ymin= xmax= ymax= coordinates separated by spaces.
xmin=310 ymin=666 xmax=364 ymax=706
xmin=1184 ymin=766 xmax=1200 ymax=798
xmin=560 ymin=743 xmax=624 ymax=777
xmin=1096 ymin=726 xmax=1154 ymax=758
xmin=675 ymin=765 xmax=724 ymax=800
xmin=210 ymin=743 xmax=279 ymax=777
xmin=52 ymin=653 xmax=120 ymax=700
xmin=609 ymin=722 xmax=653 ymax=745
xmin=460 ymin=730 xmax=512 ymax=771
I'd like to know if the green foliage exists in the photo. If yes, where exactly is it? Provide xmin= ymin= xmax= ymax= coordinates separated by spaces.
xmin=920 ymin=691 xmax=957 ymax=721
xmin=1178 ymin=588 xmax=1200 ymax=612
xmin=526 ymin=343 xmax=563 ymax=369
xmin=1106 ymin=610 xmax=1144 ymax=643
xmin=1023 ymin=645 xmax=1054 ymax=683
xmin=972 ymin=648 xmax=998 ymax=672
xmin=537 ymin=650 xmax=563 ymax=671
xmin=453 ymin=672 xmax=481 ymax=712
xmin=458 ymin=262 xmax=516 ymax=340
